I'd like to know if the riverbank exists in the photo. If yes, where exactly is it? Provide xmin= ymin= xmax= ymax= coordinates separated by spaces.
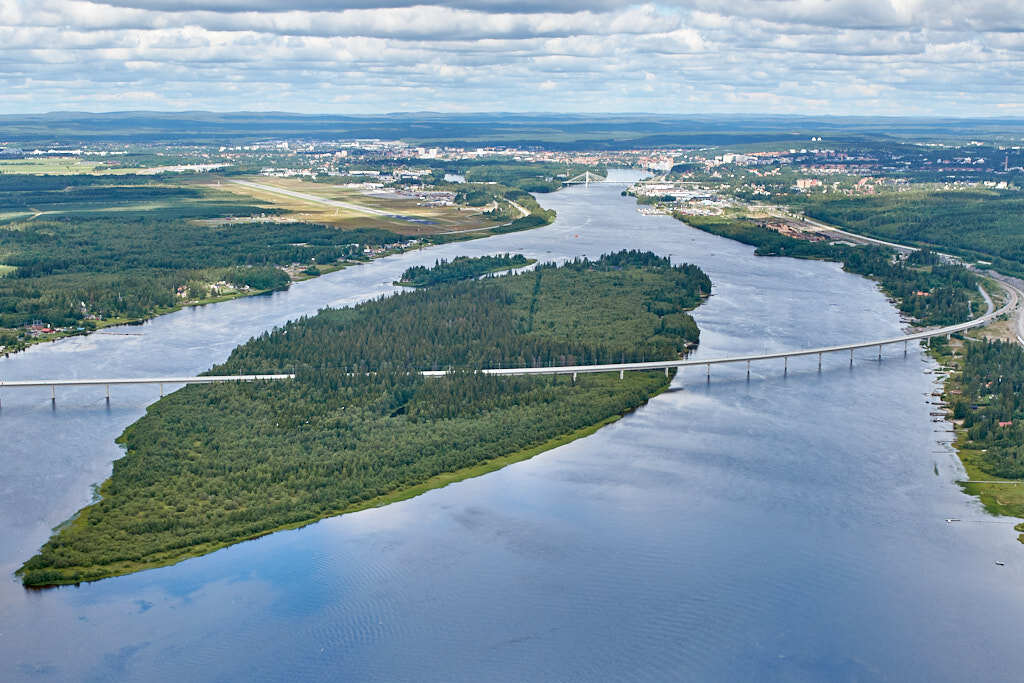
xmin=21 ymin=388 xmax=669 ymax=587
xmin=675 ymin=213 xmax=980 ymax=327
xmin=0 ymin=223 xmax=545 ymax=359
xmin=666 ymin=206 xmax=1024 ymax=541
xmin=2 ymin=280 xmax=297 ymax=357
xmin=926 ymin=322 xmax=1024 ymax=541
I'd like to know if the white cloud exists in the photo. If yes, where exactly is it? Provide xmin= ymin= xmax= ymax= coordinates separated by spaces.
xmin=0 ymin=0 xmax=1020 ymax=115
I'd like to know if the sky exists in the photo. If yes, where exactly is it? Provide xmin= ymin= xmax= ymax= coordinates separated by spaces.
xmin=1 ymin=0 xmax=1022 ymax=116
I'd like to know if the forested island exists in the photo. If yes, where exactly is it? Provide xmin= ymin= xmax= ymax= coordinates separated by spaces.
xmin=395 ymin=254 xmax=534 ymax=287
xmin=18 ymin=250 xmax=711 ymax=586
xmin=678 ymin=214 xmax=978 ymax=326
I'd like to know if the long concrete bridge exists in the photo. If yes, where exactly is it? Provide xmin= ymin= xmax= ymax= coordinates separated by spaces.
xmin=0 ymin=374 xmax=294 ymax=406
xmin=425 ymin=281 xmax=1015 ymax=381
xmin=2 ymin=281 xmax=1016 ymax=405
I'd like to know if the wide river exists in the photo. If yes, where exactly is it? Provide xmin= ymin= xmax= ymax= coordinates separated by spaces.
xmin=3 ymin=170 xmax=1024 ymax=681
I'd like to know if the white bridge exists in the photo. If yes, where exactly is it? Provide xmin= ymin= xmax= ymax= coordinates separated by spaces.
xmin=563 ymin=171 xmax=608 ymax=187
xmin=1 ymin=283 xmax=1014 ymax=405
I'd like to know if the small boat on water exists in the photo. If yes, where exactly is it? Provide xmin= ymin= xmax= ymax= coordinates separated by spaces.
xmin=945 ymin=518 xmax=961 ymax=523
xmin=996 ymin=561 xmax=1006 ymax=566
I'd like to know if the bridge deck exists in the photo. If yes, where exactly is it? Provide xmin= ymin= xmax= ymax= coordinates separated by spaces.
xmin=2 ymin=282 xmax=1016 ymax=390
xmin=0 ymin=374 xmax=294 ymax=389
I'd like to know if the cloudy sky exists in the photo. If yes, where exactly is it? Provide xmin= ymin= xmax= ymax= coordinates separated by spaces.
xmin=2 ymin=0 xmax=1022 ymax=115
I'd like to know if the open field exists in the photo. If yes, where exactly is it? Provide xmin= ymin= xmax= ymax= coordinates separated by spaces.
xmin=0 ymin=158 xmax=104 ymax=175
xmin=215 ymin=176 xmax=499 ymax=235
xmin=0 ymin=158 xmax=221 ymax=176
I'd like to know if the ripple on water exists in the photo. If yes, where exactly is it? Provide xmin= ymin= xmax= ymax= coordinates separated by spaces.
xmin=5 ymin=178 xmax=1024 ymax=682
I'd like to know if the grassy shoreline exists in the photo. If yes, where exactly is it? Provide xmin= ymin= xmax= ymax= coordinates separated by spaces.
xmin=21 ymin=377 xmax=672 ymax=587
xmin=926 ymin=324 xmax=1024 ymax=541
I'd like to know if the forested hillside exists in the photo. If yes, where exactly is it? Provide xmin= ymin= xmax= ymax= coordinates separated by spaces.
xmin=800 ymin=190 xmax=1024 ymax=277
xmin=19 ymin=251 xmax=710 ymax=586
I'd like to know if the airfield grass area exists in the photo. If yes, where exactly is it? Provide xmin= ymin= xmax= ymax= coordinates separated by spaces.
xmin=217 ymin=176 xmax=500 ymax=235
xmin=0 ymin=158 xmax=104 ymax=175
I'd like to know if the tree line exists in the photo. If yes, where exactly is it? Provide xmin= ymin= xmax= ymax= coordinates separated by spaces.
xmin=396 ymin=254 xmax=531 ymax=287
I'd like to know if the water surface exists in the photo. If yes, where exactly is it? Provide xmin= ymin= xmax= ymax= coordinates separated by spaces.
xmin=3 ymin=170 xmax=1023 ymax=681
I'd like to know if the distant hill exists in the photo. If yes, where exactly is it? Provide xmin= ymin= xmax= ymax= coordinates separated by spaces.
xmin=4 ymin=111 xmax=1024 ymax=148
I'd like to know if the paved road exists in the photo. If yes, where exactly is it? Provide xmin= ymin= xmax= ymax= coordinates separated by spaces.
xmin=9 ymin=196 xmax=1024 ymax=388
xmin=982 ymin=271 xmax=1024 ymax=345
xmin=7 ymin=281 xmax=1011 ymax=389
xmin=0 ymin=374 xmax=294 ymax=389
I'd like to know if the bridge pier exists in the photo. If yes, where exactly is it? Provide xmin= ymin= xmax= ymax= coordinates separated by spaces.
xmin=706 ymin=363 xmax=710 ymax=383
xmin=784 ymin=356 xmax=788 ymax=375
xmin=664 ymin=366 xmax=669 ymax=377
xmin=746 ymin=359 xmax=750 ymax=379
xmin=619 ymin=370 xmax=624 ymax=380
xmin=572 ymin=372 xmax=577 ymax=383
xmin=106 ymin=384 xmax=110 ymax=403
xmin=905 ymin=340 xmax=908 ymax=357
xmin=818 ymin=352 xmax=822 ymax=372
xmin=878 ymin=344 xmax=882 ymax=361
xmin=850 ymin=348 xmax=854 ymax=367
xmin=51 ymin=384 xmax=56 ymax=407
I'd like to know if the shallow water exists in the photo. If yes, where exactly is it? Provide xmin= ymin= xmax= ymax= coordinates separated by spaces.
xmin=3 ymin=170 xmax=1023 ymax=681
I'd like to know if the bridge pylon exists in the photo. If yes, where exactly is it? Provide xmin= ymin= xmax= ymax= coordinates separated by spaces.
xmin=564 ymin=170 xmax=608 ymax=188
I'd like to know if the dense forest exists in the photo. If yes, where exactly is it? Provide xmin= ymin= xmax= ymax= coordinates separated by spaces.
xmin=799 ymin=190 xmax=1024 ymax=277
xmin=679 ymin=214 xmax=978 ymax=326
xmin=18 ymin=251 xmax=710 ymax=586
xmin=0 ymin=212 xmax=403 ymax=329
xmin=0 ymin=176 xmax=409 ymax=335
xmin=396 ymin=253 xmax=531 ymax=287
xmin=951 ymin=341 xmax=1024 ymax=478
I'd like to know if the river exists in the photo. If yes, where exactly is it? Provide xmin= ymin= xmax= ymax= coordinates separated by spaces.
xmin=3 ymin=170 xmax=1024 ymax=681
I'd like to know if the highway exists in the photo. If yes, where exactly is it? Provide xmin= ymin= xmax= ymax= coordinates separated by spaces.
xmin=774 ymin=209 xmax=1024 ymax=347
